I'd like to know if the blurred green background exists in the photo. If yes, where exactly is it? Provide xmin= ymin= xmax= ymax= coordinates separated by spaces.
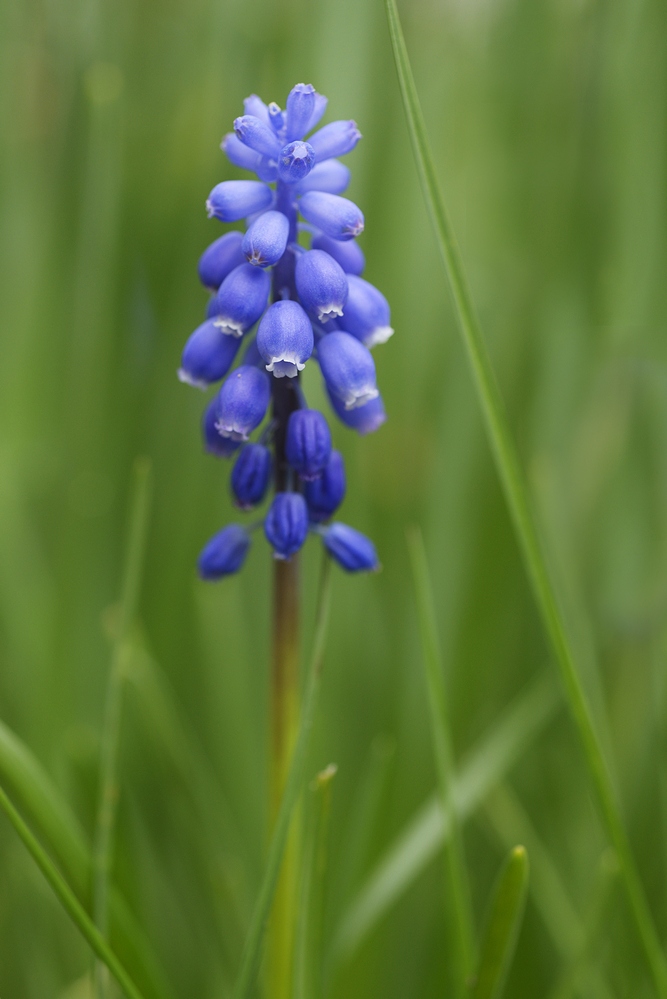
xmin=1 ymin=0 xmax=667 ymax=995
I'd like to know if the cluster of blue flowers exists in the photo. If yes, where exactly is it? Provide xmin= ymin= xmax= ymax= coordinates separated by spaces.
xmin=179 ymin=84 xmax=392 ymax=579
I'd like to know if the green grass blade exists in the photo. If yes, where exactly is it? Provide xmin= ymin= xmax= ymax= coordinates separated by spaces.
xmin=232 ymin=555 xmax=333 ymax=999
xmin=383 ymin=2 xmax=667 ymax=993
xmin=0 ymin=781 xmax=147 ymax=999
xmin=94 ymin=458 xmax=152 ymax=998
xmin=333 ymin=673 xmax=559 ymax=963
xmin=407 ymin=526 xmax=475 ymax=986
xmin=472 ymin=846 xmax=529 ymax=999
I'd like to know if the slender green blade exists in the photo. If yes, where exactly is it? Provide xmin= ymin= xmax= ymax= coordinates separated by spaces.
xmin=232 ymin=555 xmax=333 ymax=999
xmin=383 ymin=2 xmax=667 ymax=993
xmin=333 ymin=673 xmax=558 ymax=963
xmin=472 ymin=846 xmax=529 ymax=999
xmin=407 ymin=526 xmax=475 ymax=986
xmin=0 ymin=782 xmax=146 ymax=999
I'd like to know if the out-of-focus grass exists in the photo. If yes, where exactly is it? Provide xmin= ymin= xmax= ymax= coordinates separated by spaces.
xmin=1 ymin=0 xmax=667 ymax=996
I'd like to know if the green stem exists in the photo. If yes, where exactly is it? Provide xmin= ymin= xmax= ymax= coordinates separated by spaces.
xmin=383 ymin=3 xmax=667 ymax=994
xmin=0 ymin=782 xmax=146 ymax=999
xmin=234 ymin=554 xmax=333 ymax=999
xmin=94 ymin=458 xmax=152 ymax=998
xmin=407 ymin=527 xmax=476 ymax=989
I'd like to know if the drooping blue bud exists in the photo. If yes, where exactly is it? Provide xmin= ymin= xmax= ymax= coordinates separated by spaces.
xmin=178 ymin=320 xmax=241 ymax=388
xmin=303 ymin=450 xmax=346 ymax=522
xmin=326 ymin=386 xmax=387 ymax=435
xmin=295 ymin=249 xmax=348 ymax=323
xmin=317 ymin=330 xmax=379 ymax=409
xmin=311 ymin=232 xmax=365 ymax=275
xmin=242 ymin=210 xmax=290 ymax=268
xmin=268 ymin=102 xmax=284 ymax=134
xmin=231 ymin=443 xmax=272 ymax=509
xmin=244 ymin=94 xmax=271 ymax=126
xmin=306 ymin=92 xmax=328 ymax=133
xmin=221 ymin=133 xmax=262 ymax=173
xmin=286 ymin=83 xmax=316 ymax=141
xmin=198 ymin=524 xmax=251 ymax=579
xmin=233 ymin=115 xmax=282 ymax=159
xmin=202 ymin=398 xmax=242 ymax=458
xmin=207 ymin=180 xmax=273 ymax=222
xmin=215 ymin=365 xmax=271 ymax=440
xmin=286 ymin=409 xmax=332 ymax=481
xmin=342 ymin=275 xmax=394 ymax=348
xmin=257 ymin=300 xmax=314 ymax=378
xmin=264 ymin=492 xmax=309 ymax=559
xmin=278 ymin=141 xmax=315 ymax=184
xmin=295 ymin=159 xmax=350 ymax=196
xmin=198 ymin=231 xmax=246 ymax=291
xmin=308 ymin=120 xmax=361 ymax=162
xmin=321 ymin=522 xmax=379 ymax=572
xmin=299 ymin=192 xmax=364 ymax=241
xmin=213 ymin=263 xmax=271 ymax=337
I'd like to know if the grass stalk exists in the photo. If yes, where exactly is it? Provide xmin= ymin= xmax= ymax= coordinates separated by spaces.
xmin=407 ymin=526 xmax=476 ymax=988
xmin=471 ymin=845 xmax=529 ymax=999
xmin=384 ymin=1 xmax=667 ymax=993
xmin=0 ymin=782 xmax=146 ymax=999
xmin=233 ymin=554 xmax=333 ymax=999
xmin=94 ymin=458 xmax=152 ymax=998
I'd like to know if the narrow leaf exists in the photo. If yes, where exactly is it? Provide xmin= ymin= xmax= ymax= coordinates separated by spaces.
xmin=472 ymin=845 xmax=529 ymax=999
xmin=383 ymin=2 xmax=667 ymax=993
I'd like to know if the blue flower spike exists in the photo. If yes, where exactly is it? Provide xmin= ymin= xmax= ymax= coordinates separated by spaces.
xmin=265 ymin=492 xmax=309 ymax=559
xmin=231 ymin=443 xmax=272 ymax=509
xmin=198 ymin=524 xmax=251 ymax=579
xmin=286 ymin=408 xmax=332 ymax=481
xmin=257 ymin=300 xmax=314 ymax=378
xmin=242 ymin=211 xmax=290 ymax=268
xmin=182 ymin=84 xmax=388 ymax=578
xmin=295 ymin=249 xmax=348 ymax=323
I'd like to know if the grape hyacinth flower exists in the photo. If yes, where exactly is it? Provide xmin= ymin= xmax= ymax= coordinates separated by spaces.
xmin=177 ymin=83 xmax=392 ymax=573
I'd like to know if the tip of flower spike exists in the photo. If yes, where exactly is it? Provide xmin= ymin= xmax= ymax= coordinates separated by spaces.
xmin=177 ymin=367 xmax=209 ymax=391
xmin=365 ymin=325 xmax=394 ymax=348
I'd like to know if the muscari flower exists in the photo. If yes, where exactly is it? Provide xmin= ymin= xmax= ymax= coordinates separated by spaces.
xmin=180 ymin=83 xmax=391 ymax=575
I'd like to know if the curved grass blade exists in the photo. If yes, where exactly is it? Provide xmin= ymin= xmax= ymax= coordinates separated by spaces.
xmin=383 ymin=2 xmax=667 ymax=993
xmin=332 ymin=673 xmax=558 ymax=963
xmin=233 ymin=555 xmax=333 ymax=999
xmin=0 ymin=781 xmax=147 ymax=999
xmin=471 ymin=846 xmax=529 ymax=999
xmin=407 ymin=526 xmax=475 ymax=987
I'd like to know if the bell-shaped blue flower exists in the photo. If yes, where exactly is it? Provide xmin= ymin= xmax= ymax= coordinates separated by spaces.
xmin=233 ymin=114 xmax=282 ymax=159
xmin=286 ymin=408 xmax=332 ymax=481
xmin=299 ymin=192 xmax=364 ymax=242
xmin=202 ymin=398 xmax=242 ymax=458
xmin=215 ymin=365 xmax=271 ymax=441
xmin=206 ymin=180 xmax=273 ymax=222
xmin=198 ymin=231 xmax=246 ymax=291
xmin=303 ymin=450 xmax=346 ymax=521
xmin=178 ymin=320 xmax=241 ymax=389
xmin=342 ymin=275 xmax=394 ymax=348
xmin=321 ymin=522 xmax=379 ymax=572
xmin=244 ymin=94 xmax=271 ymax=125
xmin=257 ymin=300 xmax=314 ymax=378
xmin=231 ymin=443 xmax=272 ymax=509
xmin=317 ymin=330 xmax=379 ymax=410
xmin=311 ymin=232 xmax=365 ymax=275
xmin=264 ymin=492 xmax=309 ymax=559
xmin=242 ymin=211 xmax=290 ymax=268
xmin=213 ymin=263 xmax=271 ymax=337
xmin=221 ymin=133 xmax=262 ymax=173
xmin=295 ymin=249 xmax=348 ymax=324
xmin=286 ymin=83 xmax=316 ymax=142
xmin=278 ymin=141 xmax=315 ymax=184
xmin=306 ymin=93 xmax=328 ymax=133
xmin=198 ymin=524 xmax=251 ymax=579
xmin=308 ymin=120 xmax=362 ymax=162
xmin=326 ymin=386 xmax=387 ymax=435
xmin=295 ymin=160 xmax=350 ymax=196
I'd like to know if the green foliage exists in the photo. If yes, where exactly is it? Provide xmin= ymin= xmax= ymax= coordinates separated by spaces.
xmin=471 ymin=845 xmax=529 ymax=999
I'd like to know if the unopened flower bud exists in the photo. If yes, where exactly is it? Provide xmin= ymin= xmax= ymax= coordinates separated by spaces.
xmin=299 ymin=191 xmax=364 ymax=241
xmin=264 ymin=492 xmax=309 ymax=559
xmin=295 ymin=249 xmax=348 ymax=323
xmin=215 ymin=365 xmax=271 ymax=441
xmin=178 ymin=320 xmax=241 ymax=388
xmin=304 ymin=450 xmax=346 ymax=521
xmin=257 ymin=300 xmax=314 ymax=379
xmin=321 ymin=522 xmax=379 ymax=572
xmin=231 ymin=443 xmax=272 ymax=509
xmin=242 ymin=210 xmax=290 ymax=268
xmin=213 ymin=263 xmax=271 ymax=337
xmin=308 ymin=120 xmax=361 ymax=162
xmin=198 ymin=231 xmax=246 ymax=291
xmin=198 ymin=524 xmax=251 ymax=579
xmin=286 ymin=409 xmax=332 ymax=481
xmin=206 ymin=180 xmax=273 ymax=222
xmin=317 ymin=330 xmax=378 ymax=410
